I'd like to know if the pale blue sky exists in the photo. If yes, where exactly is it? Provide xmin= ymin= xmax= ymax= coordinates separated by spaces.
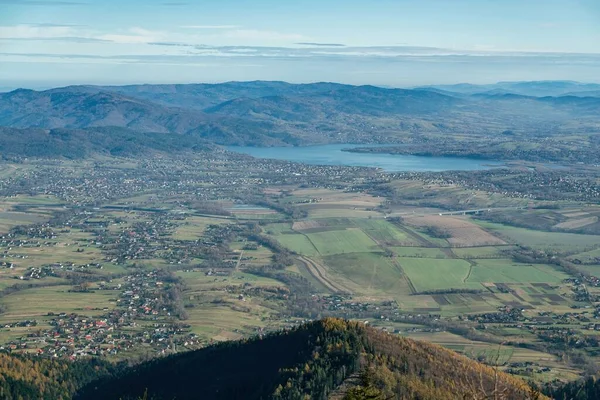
xmin=1 ymin=0 xmax=599 ymax=88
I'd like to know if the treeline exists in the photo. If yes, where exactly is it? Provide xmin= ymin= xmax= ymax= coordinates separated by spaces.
xmin=415 ymin=288 xmax=484 ymax=295
xmin=544 ymin=376 xmax=600 ymax=400
xmin=247 ymin=233 xmax=295 ymax=268
xmin=422 ymin=225 xmax=451 ymax=239
xmin=188 ymin=201 xmax=232 ymax=216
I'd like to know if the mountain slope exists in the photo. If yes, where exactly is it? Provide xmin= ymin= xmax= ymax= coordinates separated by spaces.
xmin=0 ymin=353 xmax=117 ymax=400
xmin=1 ymin=82 xmax=600 ymax=149
xmin=93 ymin=81 xmax=349 ymax=110
xmin=0 ymin=88 xmax=227 ymax=134
xmin=76 ymin=318 xmax=543 ymax=400
xmin=0 ymin=126 xmax=218 ymax=158
xmin=206 ymin=86 xmax=461 ymax=119
xmin=0 ymin=89 xmax=294 ymax=146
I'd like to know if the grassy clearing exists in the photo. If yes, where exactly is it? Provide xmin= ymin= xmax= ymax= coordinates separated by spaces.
xmin=171 ymin=216 xmax=217 ymax=240
xmin=177 ymin=271 xmax=284 ymax=291
xmin=324 ymin=252 xmax=407 ymax=296
xmin=467 ymin=259 xmax=568 ymax=284
xmin=390 ymin=247 xmax=448 ymax=258
xmin=264 ymin=223 xmax=294 ymax=235
xmin=3 ymin=243 xmax=105 ymax=269
xmin=399 ymin=258 xmax=481 ymax=292
xmin=0 ymin=211 xmax=48 ymax=233
xmin=353 ymin=219 xmax=420 ymax=246
xmin=0 ymin=286 xmax=118 ymax=320
xmin=307 ymin=228 xmax=380 ymax=256
xmin=274 ymin=233 xmax=319 ymax=257
xmin=186 ymin=304 xmax=268 ymax=341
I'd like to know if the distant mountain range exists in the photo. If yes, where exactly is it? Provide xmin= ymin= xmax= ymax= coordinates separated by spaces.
xmin=0 ymin=80 xmax=599 ymax=157
xmin=416 ymin=80 xmax=600 ymax=97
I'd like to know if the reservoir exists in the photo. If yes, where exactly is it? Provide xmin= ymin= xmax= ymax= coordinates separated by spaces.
xmin=226 ymin=144 xmax=503 ymax=172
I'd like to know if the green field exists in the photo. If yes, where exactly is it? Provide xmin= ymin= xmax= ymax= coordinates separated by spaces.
xmin=474 ymin=221 xmax=600 ymax=251
xmin=399 ymin=258 xmax=481 ymax=292
xmin=307 ymin=228 xmax=380 ymax=256
xmin=0 ymin=211 xmax=48 ymax=233
xmin=390 ymin=247 xmax=448 ymax=258
xmin=274 ymin=233 xmax=319 ymax=257
xmin=172 ymin=216 xmax=230 ymax=240
xmin=324 ymin=252 xmax=407 ymax=295
xmin=452 ymin=246 xmax=513 ymax=259
xmin=568 ymin=248 xmax=600 ymax=264
xmin=0 ymin=286 xmax=118 ymax=320
xmin=466 ymin=259 xmax=568 ymax=284
xmin=573 ymin=265 xmax=600 ymax=276
xmin=353 ymin=219 xmax=419 ymax=245
xmin=305 ymin=208 xmax=381 ymax=219
xmin=264 ymin=223 xmax=294 ymax=235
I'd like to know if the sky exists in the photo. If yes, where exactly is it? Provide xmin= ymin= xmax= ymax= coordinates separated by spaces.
xmin=1 ymin=0 xmax=600 ymax=88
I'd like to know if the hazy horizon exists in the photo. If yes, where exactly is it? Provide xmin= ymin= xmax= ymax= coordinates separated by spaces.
xmin=1 ymin=0 xmax=600 ymax=88
xmin=3 ymin=77 xmax=600 ymax=93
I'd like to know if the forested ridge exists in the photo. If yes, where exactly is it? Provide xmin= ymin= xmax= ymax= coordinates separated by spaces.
xmin=5 ymin=318 xmax=600 ymax=399
xmin=75 ymin=318 xmax=544 ymax=400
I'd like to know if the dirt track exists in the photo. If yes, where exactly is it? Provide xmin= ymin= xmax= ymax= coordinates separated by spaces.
xmin=296 ymin=256 xmax=350 ymax=294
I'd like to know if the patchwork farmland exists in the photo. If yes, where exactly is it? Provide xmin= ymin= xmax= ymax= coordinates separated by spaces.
xmin=264 ymin=187 xmax=600 ymax=325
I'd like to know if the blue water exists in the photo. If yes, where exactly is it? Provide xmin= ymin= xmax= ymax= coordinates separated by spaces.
xmin=227 ymin=144 xmax=503 ymax=172
xmin=228 ymin=204 xmax=269 ymax=210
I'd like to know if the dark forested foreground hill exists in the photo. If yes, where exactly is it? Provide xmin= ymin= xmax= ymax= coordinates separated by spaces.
xmin=3 ymin=318 xmax=599 ymax=399
xmin=74 ymin=318 xmax=543 ymax=400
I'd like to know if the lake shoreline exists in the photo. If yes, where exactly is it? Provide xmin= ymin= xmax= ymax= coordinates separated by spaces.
xmin=226 ymin=144 xmax=504 ymax=172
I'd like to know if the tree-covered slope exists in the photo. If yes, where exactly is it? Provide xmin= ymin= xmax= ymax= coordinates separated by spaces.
xmin=0 ymin=353 xmax=117 ymax=400
xmin=76 ymin=318 xmax=544 ymax=400
xmin=0 ymin=126 xmax=217 ymax=159
xmin=2 ymin=82 xmax=599 ymax=149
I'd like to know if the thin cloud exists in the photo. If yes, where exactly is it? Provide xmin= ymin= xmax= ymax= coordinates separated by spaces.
xmin=21 ymin=23 xmax=86 ymax=28
xmin=0 ymin=36 xmax=111 ymax=43
xmin=0 ymin=0 xmax=87 ymax=4
xmin=297 ymin=42 xmax=346 ymax=47
xmin=181 ymin=25 xmax=241 ymax=29
xmin=5 ymin=46 xmax=599 ymax=64
xmin=148 ymin=41 xmax=192 ymax=47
